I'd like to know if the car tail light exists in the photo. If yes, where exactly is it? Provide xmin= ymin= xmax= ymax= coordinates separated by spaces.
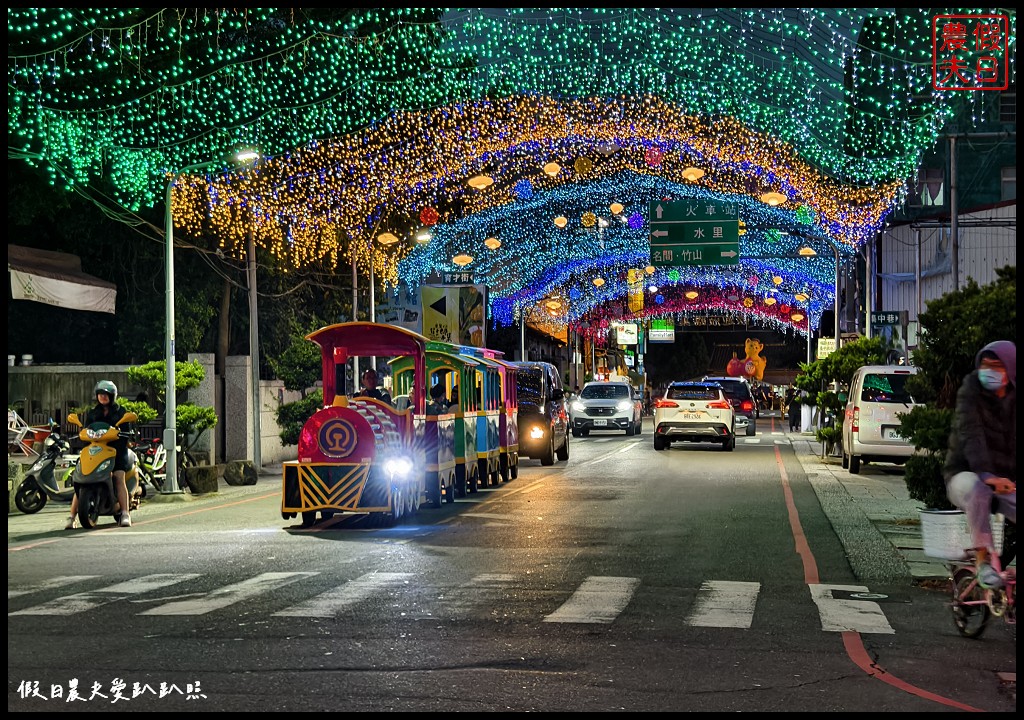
xmin=740 ymin=400 xmax=754 ymax=413
xmin=852 ymin=406 xmax=860 ymax=433
xmin=654 ymin=399 xmax=679 ymax=409
xmin=707 ymin=400 xmax=731 ymax=410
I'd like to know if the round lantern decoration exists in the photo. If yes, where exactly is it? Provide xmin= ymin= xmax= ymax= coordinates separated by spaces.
xmin=627 ymin=212 xmax=645 ymax=230
xmin=743 ymin=297 xmax=754 ymax=308
xmin=513 ymin=179 xmax=534 ymax=200
xmin=574 ymin=157 xmax=593 ymax=174
xmin=419 ymin=206 xmax=439 ymax=226
xmin=668 ymin=269 xmax=680 ymax=282
xmin=581 ymin=211 xmax=597 ymax=228
xmin=644 ymin=147 xmax=664 ymax=167
xmin=655 ymin=294 xmax=665 ymax=304
xmin=779 ymin=303 xmax=791 ymax=314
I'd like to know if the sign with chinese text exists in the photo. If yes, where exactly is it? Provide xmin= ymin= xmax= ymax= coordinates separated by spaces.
xmin=609 ymin=322 xmax=638 ymax=346
xmin=648 ymin=200 xmax=740 ymax=267
xmin=932 ymin=14 xmax=1010 ymax=91
xmin=421 ymin=284 xmax=487 ymax=347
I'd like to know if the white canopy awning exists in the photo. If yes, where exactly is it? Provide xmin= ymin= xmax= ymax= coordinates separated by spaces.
xmin=8 ymin=244 xmax=117 ymax=315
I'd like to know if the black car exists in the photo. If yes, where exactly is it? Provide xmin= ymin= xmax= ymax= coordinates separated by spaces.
xmin=701 ymin=376 xmax=757 ymax=435
xmin=513 ymin=361 xmax=570 ymax=466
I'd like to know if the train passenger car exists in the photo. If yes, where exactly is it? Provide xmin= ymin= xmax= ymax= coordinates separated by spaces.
xmin=460 ymin=346 xmax=515 ymax=485
xmin=390 ymin=343 xmax=481 ymax=498
xmin=281 ymin=322 xmax=456 ymax=527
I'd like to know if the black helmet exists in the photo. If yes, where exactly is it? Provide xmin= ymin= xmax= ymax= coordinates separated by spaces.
xmin=94 ymin=380 xmax=118 ymax=402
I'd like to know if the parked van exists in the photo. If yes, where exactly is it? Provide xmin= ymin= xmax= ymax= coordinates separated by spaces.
xmin=513 ymin=361 xmax=570 ymax=466
xmin=841 ymin=365 xmax=921 ymax=474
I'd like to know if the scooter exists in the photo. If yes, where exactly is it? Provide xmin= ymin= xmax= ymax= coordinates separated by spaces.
xmin=66 ymin=411 xmax=142 ymax=529
xmin=132 ymin=436 xmax=167 ymax=493
xmin=13 ymin=421 xmax=78 ymax=514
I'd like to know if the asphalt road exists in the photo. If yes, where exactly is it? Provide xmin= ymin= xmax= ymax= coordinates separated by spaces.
xmin=8 ymin=416 xmax=1017 ymax=711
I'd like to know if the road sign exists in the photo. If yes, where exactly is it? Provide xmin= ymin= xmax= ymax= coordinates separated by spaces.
xmin=649 ymin=200 xmax=740 ymax=267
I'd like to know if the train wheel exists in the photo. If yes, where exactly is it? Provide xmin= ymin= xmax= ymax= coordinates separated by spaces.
xmin=455 ymin=465 xmax=468 ymax=498
xmin=468 ymin=466 xmax=480 ymax=493
xmin=510 ymin=454 xmax=518 ymax=479
xmin=499 ymin=455 xmax=510 ymax=483
xmin=300 ymin=511 xmax=318 ymax=528
xmin=445 ymin=472 xmax=457 ymax=504
xmin=426 ymin=472 xmax=443 ymax=509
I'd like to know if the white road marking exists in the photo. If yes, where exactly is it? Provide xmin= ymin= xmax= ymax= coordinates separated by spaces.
xmin=10 ymin=574 xmax=200 ymax=615
xmin=686 ymin=580 xmax=760 ymax=628
xmin=272 ymin=572 xmax=413 ymax=617
xmin=437 ymin=573 xmax=518 ymax=619
xmin=8 ymin=575 xmax=99 ymax=599
xmin=543 ymin=576 xmax=640 ymax=624
xmin=142 ymin=572 xmax=316 ymax=616
xmin=810 ymin=583 xmax=894 ymax=634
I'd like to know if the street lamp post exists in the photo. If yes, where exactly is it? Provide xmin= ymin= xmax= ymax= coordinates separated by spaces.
xmin=247 ymin=227 xmax=262 ymax=471
xmin=164 ymin=150 xmax=260 ymax=493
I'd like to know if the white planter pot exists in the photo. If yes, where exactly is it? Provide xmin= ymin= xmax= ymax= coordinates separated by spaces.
xmin=918 ymin=508 xmax=1005 ymax=561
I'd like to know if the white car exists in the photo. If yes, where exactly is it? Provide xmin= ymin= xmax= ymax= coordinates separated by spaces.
xmin=570 ymin=381 xmax=643 ymax=437
xmin=653 ymin=381 xmax=736 ymax=451
xmin=841 ymin=365 xmax=921 ymax=474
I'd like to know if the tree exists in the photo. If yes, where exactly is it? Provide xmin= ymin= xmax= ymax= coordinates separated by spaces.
xmin=899 ymin=267 xmax=1016 ymax=509
xmin=126 ymin=359 xmax=218 ymax=459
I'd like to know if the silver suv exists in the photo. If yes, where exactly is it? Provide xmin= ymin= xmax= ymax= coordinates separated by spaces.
xmin=570 ymin=381 xmax=643 ymax=437
xmin=701 ymin=376 xmax=757 ymax=436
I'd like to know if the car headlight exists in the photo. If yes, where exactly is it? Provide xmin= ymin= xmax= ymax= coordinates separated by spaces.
xmin=571 ymin=401 xmax=586 ymax=413
xmin=384 ymin=457 xmax=414 ymax=477
xmin=616 ymin=400 xmax=633 ymax=412
xmin=529 ymin=425 xmax=547 ymax=440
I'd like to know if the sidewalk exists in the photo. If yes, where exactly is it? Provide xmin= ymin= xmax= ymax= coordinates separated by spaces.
xmin=785 ymin=426 xmax=948 ymax=585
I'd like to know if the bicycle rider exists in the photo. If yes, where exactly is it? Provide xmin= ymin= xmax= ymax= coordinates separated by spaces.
xmin=943 ymin=340 xmax=1017 ymax=589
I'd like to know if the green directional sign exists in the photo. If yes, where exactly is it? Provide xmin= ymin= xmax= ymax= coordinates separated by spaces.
xmin=649 ymin=200 xmax=740 ymax=266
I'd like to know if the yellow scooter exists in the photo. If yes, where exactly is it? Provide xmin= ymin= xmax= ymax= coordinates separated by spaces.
xmin=66 ymin=411 xmax=141 ymax=529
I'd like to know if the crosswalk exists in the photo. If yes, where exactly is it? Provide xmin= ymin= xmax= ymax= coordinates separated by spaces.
xmin=8 ymin=573 xmax=894 ymax=633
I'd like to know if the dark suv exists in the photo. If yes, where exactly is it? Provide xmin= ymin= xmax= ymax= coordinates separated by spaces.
xmin=514 ymin=361 xmax=570 ymax=466
xmin=701 ymin=376 xmax=756 ymax=435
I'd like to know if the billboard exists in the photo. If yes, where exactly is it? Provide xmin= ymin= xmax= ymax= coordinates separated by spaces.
xmin=648 ymin=318 xmax=675 ymax=343
xmin=421 ymin=284 xmax=487 ymax=347
xmin=609 ymin=322 xmax=638 ymax=345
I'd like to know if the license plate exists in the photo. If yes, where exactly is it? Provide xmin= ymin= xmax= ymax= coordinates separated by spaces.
xmin=883 ymin=427 xmax=901 ymax=441
xmin=681 ymin=412 xmax=702 ymax=420
xmin=594 ymin=419 xmax=607 ymax=426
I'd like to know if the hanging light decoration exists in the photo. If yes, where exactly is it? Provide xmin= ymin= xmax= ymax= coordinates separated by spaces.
xmin=543 ymin=161 xmax=561 ymax=177
xmin=377 ymin=232 xmax=400 ymax=245
xmin=452 ymin=252 xmax=474 ymax=267
xmin=573 ymin=157 xmax=593 ymax=174
xmin=759 ymin=191 xmax=787 ymax=206
xmin=681 ymin=166 xmax=705 ymax=182
xmin=581 ymin=211 xmax=597 ymax=228
xmin=772 ymin=275 xmax=784 ymax=285
xmin=484 ymin=236 xmax=502 ymax=250
xmin=798 ymin=246 xmax=818 ymax=256
xmin=790 ymin=312 xmax=805 ymax=323
xmin=419 ymin=206 xmax=439 ymax=226
xmin=609 ymin=202 xmax=624 ymax=215
xmin=685 ymin=290 xmax=699 ymax=300
xmin=592 ymin=277 xmax=605 ymax=287
xmin=553 ymin=215 xmax=568 ymax=228
xmin=644 ymin=265 xmax=656 ymax=274
xmin=467 ymin=174 xmax=494 ymax=190
xmin=644 ymin=147 xmax=664 ymax=166
xmin=414 ymin=227 xmax=432 ymax=245
xmin=764 ymin=296 xmax=777 ymax=306
xmin=794 ymin=292 xmax=809 ymax=302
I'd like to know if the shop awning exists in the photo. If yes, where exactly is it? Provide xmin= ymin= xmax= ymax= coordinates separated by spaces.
xmin=8 ymin=244 xmax=117 ymax=314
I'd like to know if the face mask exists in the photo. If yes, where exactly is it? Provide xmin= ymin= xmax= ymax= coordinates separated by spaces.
xmin=977 ymin=368 xmax=1007 ymax=391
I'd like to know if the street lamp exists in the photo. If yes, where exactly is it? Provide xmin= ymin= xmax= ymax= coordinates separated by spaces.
xmin=164 ymin=149 xmax=259 ymax=494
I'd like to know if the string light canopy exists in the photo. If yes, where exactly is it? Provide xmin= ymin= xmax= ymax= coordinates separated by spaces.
xmin=7 ymin=8 xmax=1009 ymax=339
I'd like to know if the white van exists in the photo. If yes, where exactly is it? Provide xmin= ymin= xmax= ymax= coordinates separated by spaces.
xmin=841 ymin=365 xmax=921 ymax=474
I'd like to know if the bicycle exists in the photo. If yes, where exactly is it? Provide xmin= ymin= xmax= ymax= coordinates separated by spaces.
xmin=948 ymin=515 xmax=1016 ymax=639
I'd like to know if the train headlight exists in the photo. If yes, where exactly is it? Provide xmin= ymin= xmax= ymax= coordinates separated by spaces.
xmin=385 ymin=457 xmax=414 ymax=477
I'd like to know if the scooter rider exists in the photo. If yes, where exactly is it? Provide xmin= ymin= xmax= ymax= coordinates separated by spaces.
xmin=64 ymin=380 xmax=134 ymax=529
